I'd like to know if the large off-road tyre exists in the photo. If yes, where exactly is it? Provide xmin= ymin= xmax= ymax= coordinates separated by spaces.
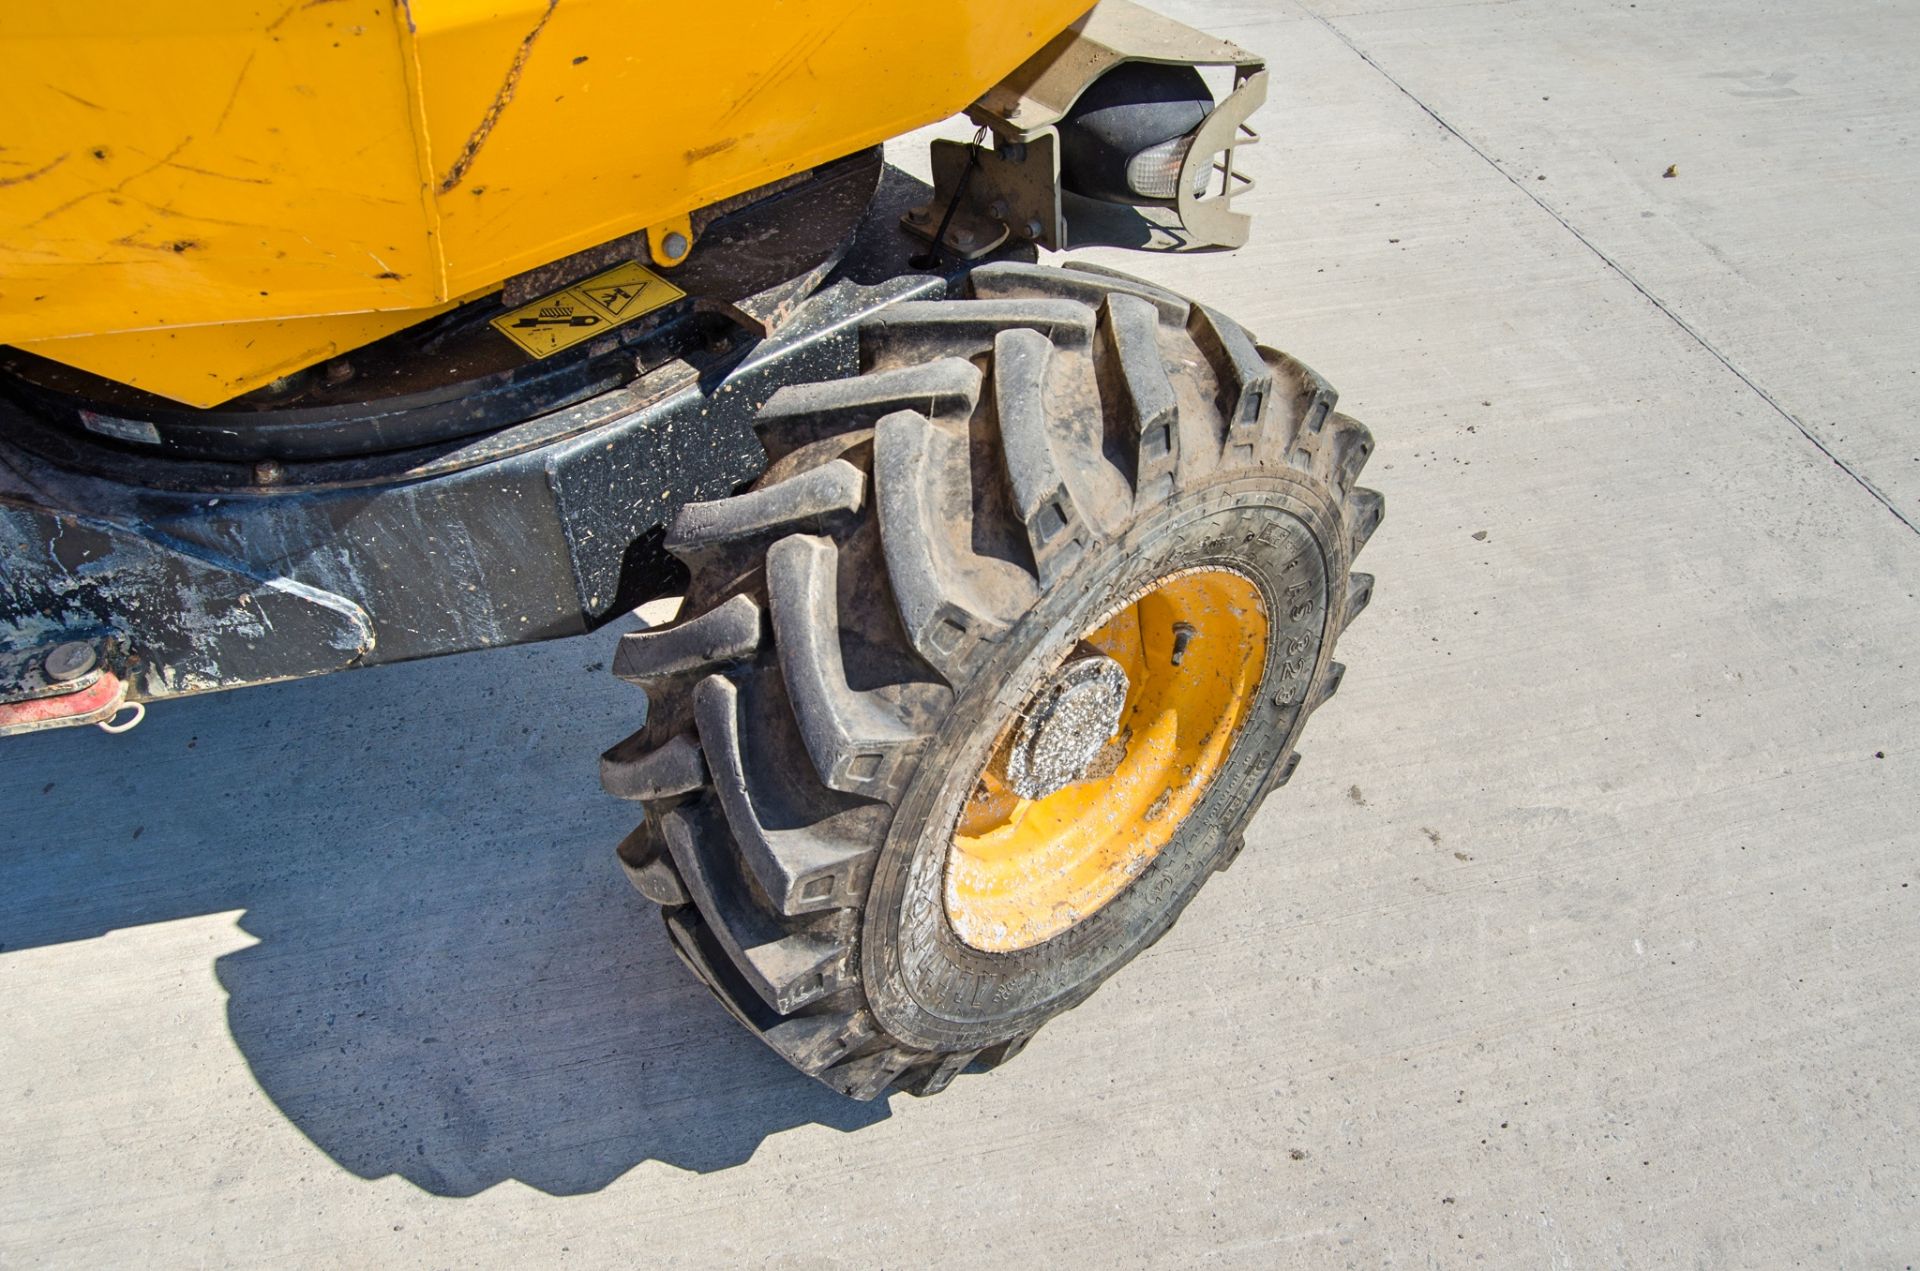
xmin=601 ymin=262 xmax=1381 ymax=1099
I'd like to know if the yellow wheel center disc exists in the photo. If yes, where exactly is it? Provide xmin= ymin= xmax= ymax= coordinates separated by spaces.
xmin=945 ymin=568 xmax=1270 ymax=952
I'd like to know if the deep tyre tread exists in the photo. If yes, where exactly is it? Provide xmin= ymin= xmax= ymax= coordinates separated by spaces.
xmin=694 ymin=674 xmax=881 ymax=917
xmin=862 ymin=298 xmax=1095 ymax=362
xmin=659 ymin=796 xmax=851 ymax=1013
xmin=1310 ymin=661 xmax=1346 ymax=710
xmin=970 ymin=260 xmax=1191 ymax=325
xmin=601 ymin=731 xmax=707 ymax=803
xmin=993 ymin=328 xmax=1095 ymax=586
xmin=1098 ymin=294 xmax=1181 ymax=506
xmin=1057 ymin=260 xmax=1193 ymax=311
xmin=872 ymin=409 xmax=1036 ymax=682
xmin=615 ymin=819 xmax=691 ymax=906
xmin=666 ymin=459 xmax=866 ymax=556
xmin=1324 ymin=412 xmax=1375 ymax=494
xmin=611 ymin=593 xmax=762 ymax=685
xmin=606 ymin=265 xmax=1381 ymax=1099
xmin=1345 ymin=572 xmax=1375 ymax=631
xmin=754 ymin=359 xmax=983 ymax=463
xmin=1190 ymin=304 xmax=1280 ymax=460
xmin=766 ymin=533 xmax=946 ymax=799
xmin=1346 ymin=486 xmax=1386 ymax=557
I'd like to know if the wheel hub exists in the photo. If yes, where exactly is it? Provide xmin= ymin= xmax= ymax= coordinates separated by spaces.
xmin=994 ymin=646 xmax=1132 ymax=801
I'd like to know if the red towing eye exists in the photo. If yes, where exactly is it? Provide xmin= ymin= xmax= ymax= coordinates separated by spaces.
xmin=0 ymin=640 xmax=142 ymax=738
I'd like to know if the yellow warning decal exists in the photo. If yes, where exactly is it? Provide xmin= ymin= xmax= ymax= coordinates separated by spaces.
xmin=490 ymin=261 xmax=686 ymax=358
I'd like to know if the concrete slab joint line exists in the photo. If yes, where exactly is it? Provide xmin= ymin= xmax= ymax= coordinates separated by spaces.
xmin=1302 ymin=7 xmax=1920 ymax=539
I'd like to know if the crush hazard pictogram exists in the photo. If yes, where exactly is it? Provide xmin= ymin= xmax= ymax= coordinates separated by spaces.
xmin=514 ymin=301 xmax=599 ymax=329
xmin=490 ymin=261 xmax=685 ymax=357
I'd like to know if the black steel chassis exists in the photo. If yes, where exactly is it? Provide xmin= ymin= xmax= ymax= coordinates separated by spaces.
xmin=0 ymin=150 xmax=1022 ymax=729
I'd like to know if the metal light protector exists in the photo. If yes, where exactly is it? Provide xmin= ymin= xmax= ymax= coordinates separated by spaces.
xmin=909 ymin=0 xmax=1268 ymax=253
xmin=1055 ymin=60 xmax=1213 ymax=204
xmin=1174 ymin=68 xmax=1268 ymax=250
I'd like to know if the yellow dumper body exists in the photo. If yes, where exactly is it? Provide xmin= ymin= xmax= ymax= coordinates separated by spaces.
xmin=0 ymin=0 xmax=1087 ymax=403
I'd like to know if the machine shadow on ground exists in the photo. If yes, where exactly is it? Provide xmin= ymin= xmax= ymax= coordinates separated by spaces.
xmin=0 ymin=624 xmax=892 ymax=1196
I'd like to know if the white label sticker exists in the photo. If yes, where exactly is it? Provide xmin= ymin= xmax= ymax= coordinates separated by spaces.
xmin=80 ymin=411 xmax=162 ymax=446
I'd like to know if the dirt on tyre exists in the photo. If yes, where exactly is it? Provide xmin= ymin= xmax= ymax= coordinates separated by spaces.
xmin=601 ymin=261 xmax=1382 ymax=1099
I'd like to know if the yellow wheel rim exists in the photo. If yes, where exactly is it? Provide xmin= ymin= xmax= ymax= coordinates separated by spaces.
xmin=945 ymin=568 xmax=1270 ymax=952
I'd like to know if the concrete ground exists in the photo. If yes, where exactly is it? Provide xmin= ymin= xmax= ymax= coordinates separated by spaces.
xmin=4 ymin=0 xmax=1917 ymax=1264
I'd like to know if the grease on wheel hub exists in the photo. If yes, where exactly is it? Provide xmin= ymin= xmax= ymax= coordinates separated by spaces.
xmin=993 ymin=645 xmax=1132 ymax=801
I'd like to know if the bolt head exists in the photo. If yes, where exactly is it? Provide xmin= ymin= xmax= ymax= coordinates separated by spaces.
xmin=253 ymin=459 xmax=285 ymax=486
xmin=661 ymin=231 xmax=690 ymax=260
xmin=952 ymin=226 xmax=976 ymax=248
xmin=1170 ymin=622 xmax=1199 ymax=666
xmin=906 ymin=205 xmax=931 ymax=223
xmin=1024 ymin=219 xmax=1046 ymax=240
xmin=44 ymin=641 xmax=97 ymax=683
